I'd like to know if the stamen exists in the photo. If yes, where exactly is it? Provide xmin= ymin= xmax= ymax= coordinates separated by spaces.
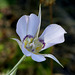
xmin=23 ymin=35 xmax=45 ymax=54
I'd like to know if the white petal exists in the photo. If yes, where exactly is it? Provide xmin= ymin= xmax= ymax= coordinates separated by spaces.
xmin=16 ymin=15 xmax=29 ymax=41
xmin=31 ymin=53 xmax=46 ymax=62
xmin=21 ymin=43 xmax=31 ymax=56
xmin=41 ymin=34 xmax=65 ymax=50
xmin=43 ymin=54 xmax=63 ymax=67
xmin=39 ymin=24 xmax=67 ymax=50
xmin=11 ymin=38 xmax=22 ymax=49
xmin=27 ymin=14 xmax=40 ymax=37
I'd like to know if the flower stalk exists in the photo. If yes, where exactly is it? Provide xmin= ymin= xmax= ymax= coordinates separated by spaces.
xmin=7 ymin=55 xmax=26 ymax=75
xmin=10 ymin=68 xmax=17 ymax=75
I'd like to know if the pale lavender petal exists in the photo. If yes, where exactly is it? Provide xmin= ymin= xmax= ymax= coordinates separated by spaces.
xmin=22 ymin=43 xmax=31 ymax=56
xmin=43 ymin=54 xmax=63 ymax=67
xmin=39 ymin=24 xmax=67 ymax=50
xmin=27 ymin=14 xmax=40 ymax=37
xmin=41 ymin=34 xmax=65 ymax=50
xmin=31 ymin=53 xmax=46 ymax=62
xmin=16 ymin=15 xmax=29 ymax=41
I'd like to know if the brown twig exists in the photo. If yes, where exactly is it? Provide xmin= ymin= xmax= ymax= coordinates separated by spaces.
xmin=49 ymin=3 xmax=53 ymax=75
xmin=40 ymin=0 xmax=54 ymax=75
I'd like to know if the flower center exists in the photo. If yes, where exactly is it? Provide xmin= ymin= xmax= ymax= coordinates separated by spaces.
xmin=23 ymin=35 xmax=45 ymax=54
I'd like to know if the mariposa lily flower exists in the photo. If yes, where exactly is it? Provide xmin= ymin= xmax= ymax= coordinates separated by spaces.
xmin=12 ymin=4 xmax=66 ymax=67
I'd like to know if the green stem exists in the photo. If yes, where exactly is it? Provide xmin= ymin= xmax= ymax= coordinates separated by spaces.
xmin=7 ymin=55 xmax=26 ymax=75
xmin=10 ymin=68 xmax=17 ymax=75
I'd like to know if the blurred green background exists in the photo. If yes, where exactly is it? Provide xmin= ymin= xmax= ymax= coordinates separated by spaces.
xmin=0 ymin=0 xmax=75 ymax=75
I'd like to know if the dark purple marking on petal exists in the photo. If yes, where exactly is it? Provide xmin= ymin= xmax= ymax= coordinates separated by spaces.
xmin=32 ymin=49 xmax=34 ymax=52
xmin=39 ymin=39 xmax=45 ymax=48
xmin=42 ymin=42 xmax=45 ymax=48
xmin=28 ymin=35 xmax=33 ymax=38
xmin=23 ymin=35 xmax=28 ymax=41
xmin=23 ymin=35 xmax=33 ymax=41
